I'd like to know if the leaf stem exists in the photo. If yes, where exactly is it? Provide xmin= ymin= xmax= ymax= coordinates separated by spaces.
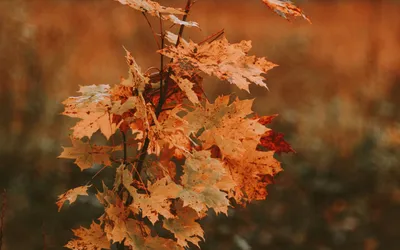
xmin=142 ymin=13 xmax=161 ymax=49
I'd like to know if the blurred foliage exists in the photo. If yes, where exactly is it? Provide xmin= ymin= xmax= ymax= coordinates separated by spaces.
xmin=0 ymin=0 xmax=399 ymax=249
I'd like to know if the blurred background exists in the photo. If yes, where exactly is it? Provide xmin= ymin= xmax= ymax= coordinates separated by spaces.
xmin=0 ymin=0 xmax=399 ymax=249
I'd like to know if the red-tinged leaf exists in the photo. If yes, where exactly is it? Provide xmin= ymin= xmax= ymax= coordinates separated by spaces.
xmin=255 ymin=114 xmax=279 ymax=125
xmin=262 ymin=0 xmax=311 ymax=23
xmin=56 ymin=185 xmax=90 ymax=212
xmin=259 ymin=130 xmax=295 ymax=154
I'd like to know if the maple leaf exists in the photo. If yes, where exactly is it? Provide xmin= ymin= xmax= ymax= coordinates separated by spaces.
xmin=56 ymin=185 xmax=90 ymax=212
xmin=62 ymin=84 xmax=119 ymax=139
xmin=115 ymin=0 xmax=198 ymax=27
xmin=182 ymin=96 xmax=267 ymax=158
xmin=179 ymin=150 xmax=235 ymax=216
xmin=148 ymin=107 xmax=193 ymax=156
xmin=224 ymin=140 xmax=283 ymax=203
xmin=163 ymin=201 xmax=204 ymax=248
xmin=262 ymin=0 xmax=311 ymax=23
xmin=122 ymin=168 xmax=183 ymax=224
xmin=59 ymin=138 xmax=120 ymax=171
xmin=165 ymin=31 xmax=189 ymax=46
xmin=259 ymin=130 xmax=295 ymax=154
xmin=120 ymin=48 xmax=149 ymax=93
xmin=159 ymin=37 xmax=277 ymax=92
xmin=124 ymin=219 xmax=184 ymax=249
xmin=95 ymin=182 xmax=117 ymax=206
xmin=103 ymin=202 xmax=130 ymax=243
xmin=170 ymin=75 xmax=199 ymax=104
xmin=253 ymin=114 xmax=295 ymax=154
xmin=65 ymin=221 xmax=110 ymax=250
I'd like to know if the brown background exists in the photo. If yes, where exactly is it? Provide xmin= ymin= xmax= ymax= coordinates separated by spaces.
xmin=0 ymin=0 xmax=400 ymax=249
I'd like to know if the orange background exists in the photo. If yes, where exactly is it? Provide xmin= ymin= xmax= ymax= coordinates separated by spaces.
xmin=0 ymin=0 xmax=399 ymax=249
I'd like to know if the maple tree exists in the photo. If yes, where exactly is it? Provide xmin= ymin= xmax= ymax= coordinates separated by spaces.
xmin=57 ymin=0 xmax=306 ymax=249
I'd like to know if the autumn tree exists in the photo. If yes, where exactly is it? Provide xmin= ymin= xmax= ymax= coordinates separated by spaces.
xmin=57 ymin=0 xmax=307 ymax=249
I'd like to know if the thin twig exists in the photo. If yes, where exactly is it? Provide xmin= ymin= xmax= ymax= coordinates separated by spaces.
xmin=199 ymin=28 xmax=225 ymax=45
xmin=115 ymin=131 xmax=129 ymax=250
xmin=156 ymin=15 xmax=165 ymax=117
xmin=0 ymin=189 xmax=6 ymax=250
xmin=135 ymin=14 xmax=166 ymax=177
xmin=163 ymin=0 xmax=193 ymax=99
xmin=142 ymin=13 xmax=161 ymax=49
xmin=121 ymin=131 xmax=127 ymax=164
xmin=42 ymin=222 xmax=47 ymax=250
xmin=135 ymin=0 xmax=193 ymax=182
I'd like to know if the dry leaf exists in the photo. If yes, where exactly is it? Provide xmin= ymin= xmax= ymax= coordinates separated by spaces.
xmin=115 ymin=0 xmax=199 ymax=27
xmin=56 ymin=185 xmax=90 ymax=212
xmin=122 ymin=168 xmax=183 ymax=224
xmin=262 ymin=0 xmax=311 ymax=23
xmin=160 ymin=37 xmax=277 ymax=92
xmin=225 ymin=140 xmax=283 ymax=203
xmin=163 ymin=201 xmax=204 ymax=248
xmin=62 ymin=84 xmax=118 ymax=139
xmin=120 ymin=48 xmax=149 ymax=92
xmin=59 ymin=138 xmax=119 ymax=171
xmin=65 ymin=221 xmax=110 ymax=250
xmin=179 ymin=151 xmax=235 ymax=216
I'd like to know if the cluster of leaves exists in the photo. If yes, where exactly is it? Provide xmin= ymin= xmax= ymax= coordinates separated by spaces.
xmin=57 ymin=0 xmax=306 ymax=249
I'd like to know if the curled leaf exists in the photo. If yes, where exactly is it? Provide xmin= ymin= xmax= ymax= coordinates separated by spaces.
xmin=56 ymin=185 xmax=90 ymax=212
xmin=262 ymin=0 xmax=311 ymax=23
xmin=115 ymin=0 xmax=199 ymax=27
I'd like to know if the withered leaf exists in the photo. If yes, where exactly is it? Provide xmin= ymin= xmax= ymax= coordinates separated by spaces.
xmin=115 ymin=0 xmax=199 ymax=27
xmin=59 ymin=138 xmax=120 ymax=171
xmin=179 ymin=150 xmax=235 ymax=216
xmin=159 ymin=37 xmax=277 ymax=92
xmin=65 ymin=221 xmax=110 ymax=250
xmin=163 ymin=201 xmax=204 ymax=248
xmin=262 ymin=0 xmax=311 ymax=23
xmin=56 ymin=185 xmax=90 ymax=212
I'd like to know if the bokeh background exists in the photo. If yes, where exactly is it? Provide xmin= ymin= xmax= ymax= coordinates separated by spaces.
xmin=1 ymin=0 xmax=400 ymax=249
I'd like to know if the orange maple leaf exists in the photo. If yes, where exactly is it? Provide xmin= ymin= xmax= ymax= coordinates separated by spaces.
xmin=56 ymin=185 xmax=90 ymax=212
xmin=115 ymin=0 xmax=198 ymax=27
xmin=159 ymin=37 xmax=277 ymax=92
xmin=65 ymin=221 xmax=110 ymax=250
xmin=163 ymin=201 xmax=204 ymax=248
xmin=262 ymin=0 xmax=311 ymax=23
xmin=58 ymin=138 xmax=120 ymax=171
